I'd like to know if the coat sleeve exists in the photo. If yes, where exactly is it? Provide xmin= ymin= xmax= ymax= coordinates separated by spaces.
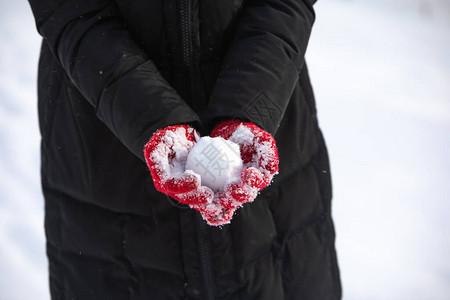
xmin=28 ymin=0 xmax=202 ymax=160
xmin=205 ymin=0 xmax=316 ymax=136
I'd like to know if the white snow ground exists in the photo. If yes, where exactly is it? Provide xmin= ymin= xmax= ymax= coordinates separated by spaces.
xmin=307 ymin=1 xmax=450 ymax=299
xmin=0 ymin=0 xmax=448 ymax=299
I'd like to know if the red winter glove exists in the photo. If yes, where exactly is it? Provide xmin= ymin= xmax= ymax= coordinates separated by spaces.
xmin=199 ymin=120 xmax=279 ymax=225
xmin=144 ymin=125 xmax=213 ymax=206
xmin=144 ymin=122 xmax=279 ymax=227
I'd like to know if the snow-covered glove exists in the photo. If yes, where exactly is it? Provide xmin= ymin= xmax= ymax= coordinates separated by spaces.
xmin=144 ymin=125 xmax=214 ymax=206
xmin=199 ymin=120 xmax=279 ymax=224
xmin=144 ymin=122 xmax=278 ymax=227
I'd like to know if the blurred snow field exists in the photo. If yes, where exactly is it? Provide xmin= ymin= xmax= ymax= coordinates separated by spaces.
xmin=307 ymin=0 xmax=450 ymax=299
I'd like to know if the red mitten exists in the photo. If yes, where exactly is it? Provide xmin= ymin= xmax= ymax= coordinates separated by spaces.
xmin=211 ymin=120 xmax=279 ymax=209
xmin=144 ymin=122 xmax=278 ymax=227
xmin=144 ymin=125 xmax=213 ymax=205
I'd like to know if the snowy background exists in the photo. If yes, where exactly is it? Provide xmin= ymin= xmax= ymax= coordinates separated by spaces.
xmin=0 ymin=0 xmax=449 ymax=299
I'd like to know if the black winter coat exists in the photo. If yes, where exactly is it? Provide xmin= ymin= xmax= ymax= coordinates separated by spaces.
xmin=29 ymin=0 xmax=341 ymax=299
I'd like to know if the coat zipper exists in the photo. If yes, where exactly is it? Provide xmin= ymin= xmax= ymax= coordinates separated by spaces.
xmin=196 ymin=214 xmax=215 ymax=300
xmin=180 ymin=1 xmax=215 ymax=299
xmin=180 ymin=0 xmax=192 ymax=68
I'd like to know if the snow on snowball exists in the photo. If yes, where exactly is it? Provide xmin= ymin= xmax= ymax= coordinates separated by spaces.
xmin=186 ymin=136 xmax=243 ymax=191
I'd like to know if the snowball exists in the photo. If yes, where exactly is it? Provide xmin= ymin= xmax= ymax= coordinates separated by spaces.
xmin=186 ymin=137 xmax=243 ymax=191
